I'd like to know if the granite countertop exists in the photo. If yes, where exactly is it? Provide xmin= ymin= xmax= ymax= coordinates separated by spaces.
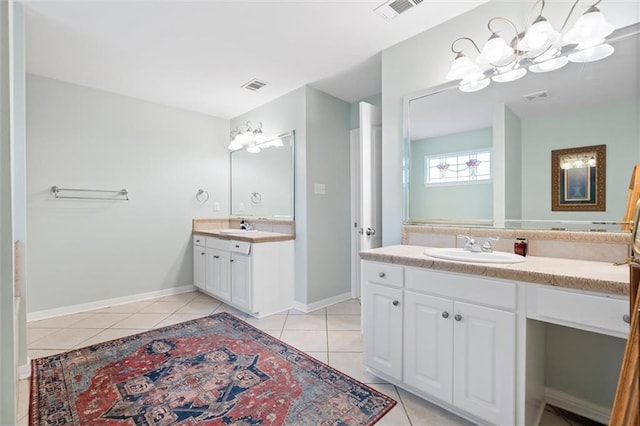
xmin=193 ymin=229 xmax=294 ymax=243
xmin=360 ymin=245 xmax=629 ymax=296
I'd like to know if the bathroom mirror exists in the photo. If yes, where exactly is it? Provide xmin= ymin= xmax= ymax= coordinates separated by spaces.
xmin=405 ymin=23 xmax=640 ymax=231
xmin=230 ymin=131 xmax=294 ymax=219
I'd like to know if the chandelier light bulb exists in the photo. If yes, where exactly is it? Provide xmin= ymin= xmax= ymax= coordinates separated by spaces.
xmin=477 ymin=36 xmax=514 ymax=65
xmin=446 ymin=54 xmax=481 ymax=81
xmin=563 ymin=8 xmax=614 ymax=48
xmin=518 ymin=17 xmax=560 ymax=52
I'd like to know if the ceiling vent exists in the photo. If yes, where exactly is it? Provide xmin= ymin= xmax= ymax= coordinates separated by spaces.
xmin=241 ymin=79 xmax=269 ymax=92
xmin=375 ymin=0 xmax=424 ymax=20
xmin=523 ymin=90 xmax=550 ymax=102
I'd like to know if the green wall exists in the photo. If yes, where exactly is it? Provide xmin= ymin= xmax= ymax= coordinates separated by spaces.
xmin=409 ymin=127 xmax=492 ymax=221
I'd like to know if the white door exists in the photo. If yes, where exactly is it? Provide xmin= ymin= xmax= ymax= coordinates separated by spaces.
xmin=230 ymin=253 xmax=252 ymax=310
xmin=352 ymin=102 xmax=382 ymax=299
xmin=453 ymin=301 xmax=516 ymax=426
xmin=363 ymin=282 xmax=402 ymax=380
xmin=206 ymin=248 xmax=230 ymax=301
xmin=404 ymin=291 xmax=454 ymax=404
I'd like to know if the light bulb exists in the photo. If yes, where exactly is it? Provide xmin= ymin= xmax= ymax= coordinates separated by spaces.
xmin=478 ymin=36 xmax=514 ymax=65
xmin=563 ymin=9 xmax=614 ymax=48
xmin=518 ymin=18 xmax=560 ymax=52
xmin=446 ymin=54 xmax=481 ymax=81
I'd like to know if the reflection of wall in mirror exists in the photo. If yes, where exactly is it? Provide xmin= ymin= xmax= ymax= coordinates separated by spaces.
xmin=522 ymin=99 xmax=639 ymax=221
xmin=410 ymin=127 xmax=492 ymax=221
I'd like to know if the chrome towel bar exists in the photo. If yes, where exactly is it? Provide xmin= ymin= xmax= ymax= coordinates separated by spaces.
xmin=51 ymin=186 xmax=129 ymax=200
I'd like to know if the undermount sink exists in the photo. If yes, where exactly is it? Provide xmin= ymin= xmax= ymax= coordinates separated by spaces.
xmin=218 ymin=229 xmax=258 ymax=234
xmin=424 ymin=247 xmax=526 ymax=264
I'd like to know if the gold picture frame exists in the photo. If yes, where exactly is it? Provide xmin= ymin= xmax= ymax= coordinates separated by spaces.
xmin=551 ymin=144 xmax=606 ymax=211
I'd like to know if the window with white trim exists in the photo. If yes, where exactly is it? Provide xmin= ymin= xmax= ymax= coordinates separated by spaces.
xmin=425 ymin=150 xmax=492 ymax=185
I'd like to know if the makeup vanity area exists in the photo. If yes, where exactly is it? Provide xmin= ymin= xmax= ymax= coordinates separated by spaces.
xmin=361 ymin=19 xmax=639 ymax=426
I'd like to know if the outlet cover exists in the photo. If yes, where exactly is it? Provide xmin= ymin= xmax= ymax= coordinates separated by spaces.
xmin=314 ymin=184 xmax=326 ymax=195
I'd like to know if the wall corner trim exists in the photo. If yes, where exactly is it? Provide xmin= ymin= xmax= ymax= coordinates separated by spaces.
xmin=544 ymin=387 xmax=611 ymax=425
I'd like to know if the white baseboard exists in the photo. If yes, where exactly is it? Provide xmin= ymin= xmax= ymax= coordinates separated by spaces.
xmin=292 ymin=292 xmax=353 ymax=313
xmin=18 ymin=360 xmax=30 ymax=379
xmin=545 ymin=387 xmax=611 ymax=425
xmin=27 ymin=285 xmax=196 ymax=322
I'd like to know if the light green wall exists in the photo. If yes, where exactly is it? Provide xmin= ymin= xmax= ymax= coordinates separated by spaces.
xmin=545 ymin=324 xmax=626 ymax=408
xmin=521 ymin=99 xmax=640 ymax=221
xmin=350 ymin=93 xmax=381 ymax=130
xmin=409 ymin=128 xmax=492 ymax=220
xmin=504 ymin=106 xmax=522 ymax=221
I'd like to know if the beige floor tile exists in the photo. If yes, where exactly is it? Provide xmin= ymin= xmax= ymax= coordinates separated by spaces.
xmin=154 ymin=313 xmax=205 ymax=328
xmin=111 ymin=313 xmax=170 ymax=329
xmin=29 ymin=328 xmax=102 ymax=350
xmin=176 ymin=300 xmax=221 ymax=314
xmin=328 ymin=352 xmax=386 ymax=384
xmin=68 ymin=312 xmax=133 ymax=329
xmin=28 ymin=312 xmax=95 ymax=329
xmin=327 ymin=299 xmax=361 ymax=315
xmin=287 ymin=307 xmax=326 ymax=315
xmin=74 ymin=328 xmax=146 ymax=348
xmin=27 ymin=328 xmax=59 ymax=344
xmin=16 ymin=415 xmax=28 ymax=426
xmin=244 ymin=314 xmax=287 ymax=331
xmin=327 ymin=315 xmax=361 ymax=331
xmin=94 ymin=300 xmax=155 ymax=313
xmin=139 ymin=301 xmax=187 ymax=314
xmin=327 ymin=330 xmax=363 ymax=352
xmin=213 ymin=304 xmax=249 ymax=319
xmin=367 ymin=384 xmax=411 ymax=426
xmin=155 ymin=292 xmax=199 ymax=303
xmin=263 ymin=329 xmax=282 ymax=339
xmin=305 ymin=351 xmax=329 ymax=364
xmin=284 ymin=314 xmax=327 ymax=330
xmin=280 ymin=330 xmax=327 ymax=352
xmin=191 ymin=292 xmax=220 ymax=302
xmin=17 ymin=379 xmax=29 ymax=421
xmin=28 ymin=348 xmax=66 ymax=359
xmin=398 ymin=388 xmax=473 ymax=425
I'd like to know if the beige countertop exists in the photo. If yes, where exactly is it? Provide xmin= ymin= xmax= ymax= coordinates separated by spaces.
xmin=193 ymin=229 xmax=294 ymax=243
xmin=360 ymin=245 xmax=629 ymax=296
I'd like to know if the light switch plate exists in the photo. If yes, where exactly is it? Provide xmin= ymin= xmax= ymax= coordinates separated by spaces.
xmin=213 ymin=202 xmax=220 ymax=212
xmin=314 ymin=183 xmax=326 ymax=195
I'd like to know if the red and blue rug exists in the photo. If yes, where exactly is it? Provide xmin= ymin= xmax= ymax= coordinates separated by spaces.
xmin=30 ymin=312 xmax=396 ymax=425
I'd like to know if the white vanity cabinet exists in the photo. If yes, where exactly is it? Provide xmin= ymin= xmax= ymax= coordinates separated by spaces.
xmin=193 ymin=235 xmax=293 ymax=317
xmin=363 ymin=261 xmax=517 ymax=425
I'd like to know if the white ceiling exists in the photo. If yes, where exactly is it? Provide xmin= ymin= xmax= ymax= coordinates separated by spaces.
xmin=23 ymin=0 xmax=488 ymax=120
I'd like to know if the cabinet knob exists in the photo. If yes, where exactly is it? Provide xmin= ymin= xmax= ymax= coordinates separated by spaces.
xmin=623 ymin=314 xmax=631 ymax=324
xmin=442 ymin=312 xmax=450 ymax=319
xmin=392 ymin=300 xmax=400 ymax=306
xmin=454 ymin=314 xmax=462 ymax=322
xmin=230 ymin=259 xmax=234 ymax=263
xmin=378 ymin=272 xmax=386 ymax=278
xmin=201 ymin=252 xmax=205 ymax=255
xmin=213 ymin=255 xmax=219 ymax=259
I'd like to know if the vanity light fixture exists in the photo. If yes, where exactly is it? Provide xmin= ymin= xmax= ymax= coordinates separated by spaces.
xmin=445 ymin=0 xmax=615 ymax=92
xmin=229 ymin=122 xmax=265 ymax=151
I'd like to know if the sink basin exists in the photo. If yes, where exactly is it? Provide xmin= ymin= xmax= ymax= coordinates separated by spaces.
xmin=424 ymin=247 xmax=526 ymax=264
xmin=218 ymin=229 xmax=258 ymax=234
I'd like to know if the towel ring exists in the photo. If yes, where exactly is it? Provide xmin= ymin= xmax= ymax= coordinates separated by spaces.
xmin=196 ymin=189 xmax=210 ymax=203
xmin=251 ymin=192 xmax=262 ymax=204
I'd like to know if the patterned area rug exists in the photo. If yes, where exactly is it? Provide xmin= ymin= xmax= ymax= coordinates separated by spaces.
xmin=30 ymin=312 xmax=396 ymax=425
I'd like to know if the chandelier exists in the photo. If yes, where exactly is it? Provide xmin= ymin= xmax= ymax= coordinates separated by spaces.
xmin=228 ymin=122 xmax=265 ymax=152
xmin=446 ymin=0 xmax=615 ymax=92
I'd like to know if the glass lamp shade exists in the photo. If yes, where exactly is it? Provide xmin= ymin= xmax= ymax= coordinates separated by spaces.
xmin=446 ymin=54 xmax=481 ymax=81
xmin=492 ymin=66 xmax=527 ymax=83
xmin=563 ymin=10 xmax=614 ymax=48
xmin=529 ymin=55 xmax=568 ymax=72
xmin=228 ymin=133 xmax=245 ymax=151
xmin=517 ymin=19 xmax=560 ymax=52
xmin=254 ymin=130 xmax=266 ymax=144
xmin=459 ymin=77 xmax=490 ymax=92
xmin=568 ymin=43 xmax=614 ymax=63
xmin=246 ymin=145 xmax=261 ymax=153
xmin=477 ymin=36 xmax=514 ymax=65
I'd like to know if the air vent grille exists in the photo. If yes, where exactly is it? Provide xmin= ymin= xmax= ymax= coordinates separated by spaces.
xmin=523 ymin=90 xmax=549 ymax=102
xmin=241 ymin=79 xmax=269 ymax=91
xmin=374 ymin=0 xmax=422 ymax=20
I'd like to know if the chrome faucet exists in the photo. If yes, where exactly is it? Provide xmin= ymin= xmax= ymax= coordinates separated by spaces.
xmin=481 ymin=237 xmax=500 ymax=253
xmin=458 ymin=235 xmax=481 ymax=252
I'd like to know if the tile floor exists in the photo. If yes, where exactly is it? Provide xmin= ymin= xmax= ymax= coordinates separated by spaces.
xmin=18 ymin=291 xmax=596 ymax=425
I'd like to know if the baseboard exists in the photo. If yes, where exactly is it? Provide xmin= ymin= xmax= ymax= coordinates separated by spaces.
xmin=18 ymin=360 xmax=30 ymax=379
xmin=544 ymin=387 xmax=611 ymax=425
xmin=27 ymin=285 xmax=196 ymax=322
xmin=292 ymin=292 xmax=353 ymax=313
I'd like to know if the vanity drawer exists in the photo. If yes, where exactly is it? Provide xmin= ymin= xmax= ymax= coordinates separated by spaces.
xmin=527 ymin=285 xmax=629 ymax=338
xmin=193 ymin=235 xmax=205 ymax=246
xmin=363 ymin=261 xmax=404 ymax=288
xmin=230 ymin=240 xmax=251 ymax=255
xmin=206 ymin=237 xmax=229 ymax=250
xmin=405 ymin=267 xmax=517 ymax=310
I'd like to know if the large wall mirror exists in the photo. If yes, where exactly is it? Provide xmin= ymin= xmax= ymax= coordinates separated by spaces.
xmin=231 ymin=131 xmax=295 ymax=219
xmin=404 ymin=23 xmax=639 ymax=231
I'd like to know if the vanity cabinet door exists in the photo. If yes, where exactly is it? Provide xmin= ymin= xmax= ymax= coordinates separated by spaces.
xmin=230 ymin=252 xmax=252 ymax=311
xmin=453 ymin=301 xmax=515 ymax=426
xmin=193 ymin=244 xmax=206 ymax=289
xmin=206 ymin=248 xmax=230 ymax=301
xmin=363 ymin=282 xmax=402 ymax=380
xmin=404 ymin=291 xmax=453 ymax=404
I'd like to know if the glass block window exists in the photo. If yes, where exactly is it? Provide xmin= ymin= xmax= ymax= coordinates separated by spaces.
xmin=425 ymin=150 xmax=492 ymax=185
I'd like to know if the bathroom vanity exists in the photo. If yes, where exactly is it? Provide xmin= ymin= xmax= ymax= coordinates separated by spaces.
xmin=193 ymin=229 xmax=294 ymax=318
xmin=360 ymin=245 xmax=629 ymax=425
